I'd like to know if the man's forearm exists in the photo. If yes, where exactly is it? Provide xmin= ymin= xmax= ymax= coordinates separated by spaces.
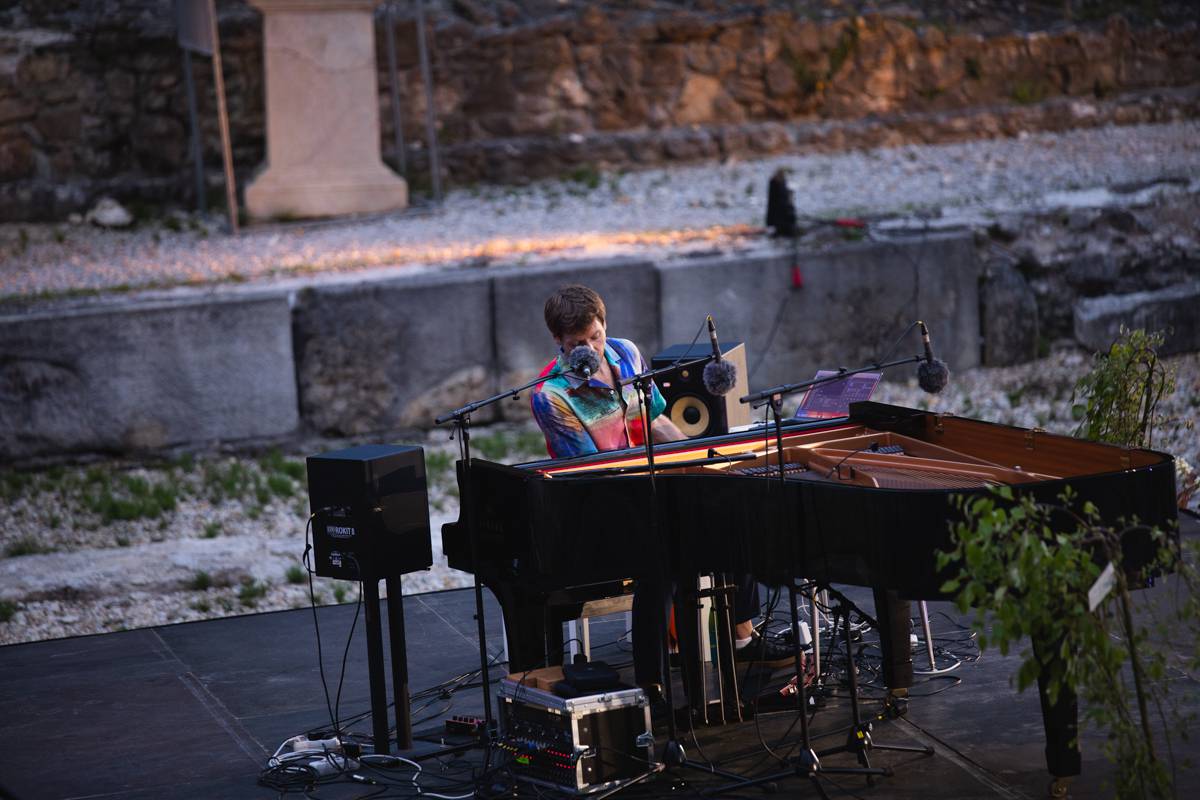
xmin=651 ymin=415 xmax=686 ymax=443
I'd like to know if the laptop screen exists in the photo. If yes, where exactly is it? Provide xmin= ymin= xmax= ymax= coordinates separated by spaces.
xmin=793 ymin=371 xmax=882 ymax=421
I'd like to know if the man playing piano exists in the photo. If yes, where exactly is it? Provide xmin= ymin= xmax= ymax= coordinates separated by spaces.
xmin=530 ymin=285 xmax=793 ymax=693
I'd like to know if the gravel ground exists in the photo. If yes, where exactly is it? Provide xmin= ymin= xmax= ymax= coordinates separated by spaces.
xmin=2 ymin=121 xmax=1199 ymax=300
xmin=1 ymin=349 xmax=1196 ymax=647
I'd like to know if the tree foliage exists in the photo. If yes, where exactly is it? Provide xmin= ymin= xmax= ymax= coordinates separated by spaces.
xmin=1072 ymin=327 xmax=1176 ymax=449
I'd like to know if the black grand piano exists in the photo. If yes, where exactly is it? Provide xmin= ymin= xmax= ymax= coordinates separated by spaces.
xmin=442 ymin=401 xmax=1178 ymax=780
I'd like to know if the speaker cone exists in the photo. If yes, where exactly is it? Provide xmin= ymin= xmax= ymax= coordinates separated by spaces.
xmin=669 ymin=395 xmax=710 ymax=437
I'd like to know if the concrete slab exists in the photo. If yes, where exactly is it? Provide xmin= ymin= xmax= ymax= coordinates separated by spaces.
xmin=291 ymin=269 xmax=494 ymax=435
xmin=489 ymin=257 xmax=660 ymax=397
xmin=0 ymin=292 xmax=298 ymax=460
xmin=658 ymin=233 xmax=979 ymax=397
xmin=1074 ymin=281 xmax=1200 ymax=355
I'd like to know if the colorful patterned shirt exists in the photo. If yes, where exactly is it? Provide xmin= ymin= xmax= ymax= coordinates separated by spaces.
xmin=530 ymin=337 xmax=667 ymax=459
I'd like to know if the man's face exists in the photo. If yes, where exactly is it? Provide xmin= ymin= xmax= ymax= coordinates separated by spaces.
xmin=556 ymin=317 xmax=606 ymax=362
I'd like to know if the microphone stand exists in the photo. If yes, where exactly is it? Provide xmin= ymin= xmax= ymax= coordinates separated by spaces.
xmin=706 ymin=362 xmax=934 ymax=797
xmin=740 ymin=354 xmax=924 ymax=409
xmin=620 ymin=361 xmax=747 ymax=784
xmin=434 ymin=368 xmax=580 ymax=750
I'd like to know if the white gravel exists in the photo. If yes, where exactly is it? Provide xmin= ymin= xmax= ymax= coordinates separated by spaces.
xmin=1 ymin=121 xmax=1199 ymax=299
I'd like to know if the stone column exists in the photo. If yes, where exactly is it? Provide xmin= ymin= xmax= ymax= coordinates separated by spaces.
xmin=245 ymin=0 xmax=407 ymax=220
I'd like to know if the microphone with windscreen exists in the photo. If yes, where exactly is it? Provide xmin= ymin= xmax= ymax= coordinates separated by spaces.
xmin=568 ymin=345 xmax=601 ymax=380
xmin=702 ymin=315 xmax=738 ymax=396
xmin=916 ymin=321 xmax=950 ymax=394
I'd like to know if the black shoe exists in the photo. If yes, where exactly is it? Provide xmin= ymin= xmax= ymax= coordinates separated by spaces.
xmin=734 ymin=632 xmax=795 ymax=669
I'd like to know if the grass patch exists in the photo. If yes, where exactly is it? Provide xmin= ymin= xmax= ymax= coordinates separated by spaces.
xmin=202 ymin=521 xmax=222 ymax=539
xmin=5 ymin=536 xmax=51 ymax=557
xmin=285 ymin=565 xmax=306 ymax=584
xmin=238 ymin=578 xmax=268 ymax=607
xmin=190 ymin=571 xmax=213 ymax=591
xmin=333 ymin=584 xmax=349 ymax=604
xmin=260 ymin=450 xmax=306 ymax=482
xmin=0 ymin=600 xmax=18 ymax=622
xmin=266 ymin=473 xmax=295 ymax=498
xmin=564 ymin=164 xmax=602 ymax=191
xmin=426 ymin=450 xmax=454 ymax=475
xmin=85 ymin=473 xmax=179 ymax=523
xmin=1011 ymin=80 xmax=1048 ymax=105
xmin=1 ymin=471 xmax=33 ymax=501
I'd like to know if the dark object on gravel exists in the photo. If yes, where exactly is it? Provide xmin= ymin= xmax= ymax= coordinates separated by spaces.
xmin=766 ymin=168 xmax=798 ymax=238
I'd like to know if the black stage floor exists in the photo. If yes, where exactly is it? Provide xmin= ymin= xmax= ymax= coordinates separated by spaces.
xmin=2 ymin=515 xmax=1198 ymax=799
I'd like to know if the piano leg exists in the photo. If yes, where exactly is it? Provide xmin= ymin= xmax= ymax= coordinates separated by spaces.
xmin=1032 ymin=633 xmax=1082 ymax=779
xmin=491 ymin=583 xmax=557 ymax=673
xmin=632 ymin=576 xmax=672 ymax=690
xmin=873 ymin=587 xmax=914 ymax=691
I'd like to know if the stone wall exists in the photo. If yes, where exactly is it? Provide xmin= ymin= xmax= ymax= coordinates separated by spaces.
xmin=0 ymin=232 xmax=978 ymax=460
xmin=1 ymin=1 xmax=1198 ymax=221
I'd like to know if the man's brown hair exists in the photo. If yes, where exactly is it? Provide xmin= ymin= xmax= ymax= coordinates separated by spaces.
xmin=544 ymin=285 xmax=606 ymax=339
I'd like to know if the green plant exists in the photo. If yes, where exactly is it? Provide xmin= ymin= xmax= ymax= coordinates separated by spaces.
xmin=473 ymin=432 xmax=511 ymax=462
xmin=333 ymin=584 xmax=348 ymax=604
xmin=564 ymin=164 xmax=601 ymax=191
xmin=5 ymin=536 xmax=50 ymax=557
xmin=202 ymin=521 xmax=222 ymax=539
xmin=190 ymin=571 xmax=213 ymax=591
xmin=1011 ymin=79 xmax=1047 ymax=105
xmin=238 ymin=578 xmax=268 ymax=607
xmin=1072 ymin=328 xmax=1175 ymax=448
xmin=285 ymin=565 xmax=306 ymax=584
xmin=0 ymin=600 xmax=17 ymax=623
xmin=939 ymin=487 xmax=1196 ymax=798
xmin=267 ymin=473 xmax=295 ymax=498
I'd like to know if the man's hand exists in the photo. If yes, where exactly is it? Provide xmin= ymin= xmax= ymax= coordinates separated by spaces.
xmin=651 ymin=415 xmax=686 ymax=443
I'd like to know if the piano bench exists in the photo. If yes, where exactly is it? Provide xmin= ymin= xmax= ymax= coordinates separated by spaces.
xmin=565 ymin=593 xmax=635 ymax=663
xmin=542 ymin=581 xmax=637 ymax=664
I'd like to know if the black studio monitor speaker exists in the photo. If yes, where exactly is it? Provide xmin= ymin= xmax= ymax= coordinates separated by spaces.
xmin=306 ymin=444 xmax=433 ymax=581
xmin=652 ymin=342 xmax=751 ymax=438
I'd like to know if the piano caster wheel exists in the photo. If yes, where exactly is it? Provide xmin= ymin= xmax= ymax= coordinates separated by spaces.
xmin=1048 ymin=777 xmax=1071 ymax=798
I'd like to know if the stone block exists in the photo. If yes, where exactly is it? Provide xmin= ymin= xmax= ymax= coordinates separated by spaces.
xmin=0 ymin=291 xmax=298 ymax=460
xmin=981 ymin=255 xmax=1039 ymax=366
xmin=1074 ymin=282 xmax=1200 ymax=356
xmin=490 ymin=258 xmax=660 ymax=391
xmin=658 ymin=233 xmax=979 ymax=394
xmin=292 ymin=270 xmax=493 ymax=435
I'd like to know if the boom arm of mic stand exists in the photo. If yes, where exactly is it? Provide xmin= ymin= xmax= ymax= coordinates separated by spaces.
xmin=739 ymin=354 xmax=924 ymax=409
xmin=435 ymin=369 xmax=572 ymax=425
xmin=617 ymin=355 xmax=712 ymax=389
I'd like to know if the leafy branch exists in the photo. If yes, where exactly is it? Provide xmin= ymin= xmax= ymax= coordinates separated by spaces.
xmin=938 ymin=486 xmax=1199 ymax=798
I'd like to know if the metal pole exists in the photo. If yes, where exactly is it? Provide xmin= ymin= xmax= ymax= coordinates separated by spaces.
xmin=206 ymin=0 xmax=239 ymax=234
xmin=919 ymin=600 xmax=937 ymax=671
xmin=362 ymin=579 xmax=391 ymax=754
xmin=384 ymin=3 xmax=406 ymax=176
xmin=386 ymin=576 xmax=413 ymax=750
xmin=414 ymin=0 xmax=442 ymax=204
xmin=180 ymin=50 xmax=207 ymax=212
